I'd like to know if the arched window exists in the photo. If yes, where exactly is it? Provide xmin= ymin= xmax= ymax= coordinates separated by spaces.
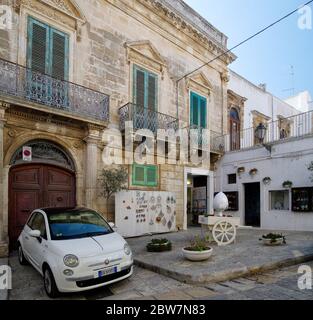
xmin=229 ymin=108 xmax=240 ymax=151
xmin=10 ymin=140 xmax=75 ymax=171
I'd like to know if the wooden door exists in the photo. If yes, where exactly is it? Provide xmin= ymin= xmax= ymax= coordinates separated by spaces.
xmin=9 ymin=164 xmax=75 ymax=248
xmin=230 ymin=108 xmax=240 ymax=151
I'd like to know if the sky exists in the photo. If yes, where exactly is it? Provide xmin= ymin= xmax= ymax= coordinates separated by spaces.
xmin=184 ymin=0 xmax=313 ymax=100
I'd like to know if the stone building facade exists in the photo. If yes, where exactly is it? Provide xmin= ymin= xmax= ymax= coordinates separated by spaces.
xmin=0 ymin=0 xmax=235 ymax=256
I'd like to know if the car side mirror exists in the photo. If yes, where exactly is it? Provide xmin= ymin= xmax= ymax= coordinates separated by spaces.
xmin=29 ymin=230 xmax=41 ymax=238
xmin=109 ymin=222 xmax=118 ymax=232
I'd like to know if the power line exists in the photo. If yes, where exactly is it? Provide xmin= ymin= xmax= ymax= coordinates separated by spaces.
xmin=177 ymin=0 xmax=313 ymax=82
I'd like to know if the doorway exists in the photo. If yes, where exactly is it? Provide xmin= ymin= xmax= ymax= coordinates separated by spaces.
xmin=8 ymin=164 xmax=76 ymax=248
xmin=244 ymin=182 xmax=261 ymax=227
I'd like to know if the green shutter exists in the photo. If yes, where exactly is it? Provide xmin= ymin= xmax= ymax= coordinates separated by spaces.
xmin=147 ymin=73 xmax=157 ymax=110
xmin=27 ymin=17 xmax=69 ymax=80
xmin=132 ymin=164 xmax=158 ymax=186
xmin=200 ymin=97 xmax=207 ymax=128
xmin=27 ymin=17 xmax=49 ymax=73
xmin=190 ymin=92 xmax=207 ymax=128
xmin=50 ymin=28 xmax=69 ymax=80
xmin=146 ymin=166 xmax=158 ymax=186
xmin=134 ymin=67 xmax=145 ymax=108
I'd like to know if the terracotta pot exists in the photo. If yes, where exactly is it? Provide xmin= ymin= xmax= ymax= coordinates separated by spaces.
xmin=262 ymin=237 xmax=284 ymax=246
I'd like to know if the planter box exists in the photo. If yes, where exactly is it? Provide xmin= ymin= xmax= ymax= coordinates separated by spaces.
xmin=198 ymin=215 xmax=210 ymax=225
xmin=261 ymin=238 xmax=284 ymax=246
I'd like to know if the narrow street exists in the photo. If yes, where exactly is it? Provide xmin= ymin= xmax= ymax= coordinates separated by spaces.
xmin=8 ymin=253 xmax=313 ymax=300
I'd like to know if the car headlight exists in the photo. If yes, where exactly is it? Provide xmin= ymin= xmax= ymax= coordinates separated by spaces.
xmin=124 ymin=244 xmax=131 ymax=256
xmin=63 ymin=254 xmax=79 ymax=268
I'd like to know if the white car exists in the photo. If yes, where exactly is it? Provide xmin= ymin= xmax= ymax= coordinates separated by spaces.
xmin=17 ymin=207 xmax=133 ymax=298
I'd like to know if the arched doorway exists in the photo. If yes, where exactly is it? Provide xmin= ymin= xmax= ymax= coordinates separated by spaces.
xmin=8 ymin=140 xmax=76 ymax=248
xmin=229 ymin=108 xmax=240 ymax=151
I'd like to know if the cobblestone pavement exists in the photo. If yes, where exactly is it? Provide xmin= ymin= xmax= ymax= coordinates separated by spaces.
xmin=7 ymin=253 xmax=313 ymax=300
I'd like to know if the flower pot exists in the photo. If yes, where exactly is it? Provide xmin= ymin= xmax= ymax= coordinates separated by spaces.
xmin=261 ymin=237 xmax=284 ymax=246
xmin=182 ymin=247 xmax=213 ymax=261
xmin=147 ymin=241 xmax=172 ymax=252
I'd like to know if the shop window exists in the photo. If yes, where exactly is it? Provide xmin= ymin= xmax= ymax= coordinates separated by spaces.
xmin=292 ymin=187 xmax=313 ymax=212
xmin=270 ymin=190 xmax=290 ymax=211
xmin=228 ymin=174 xmax=237 ymax=184
xmin=132 ymin=164 xmax=158 ymax=187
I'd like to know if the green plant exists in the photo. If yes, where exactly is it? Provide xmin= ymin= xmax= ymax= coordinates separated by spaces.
xmin=185 ymin=235 xmax=210 ymax=252
xmin=146 ymin=238 xmax=172 ymax=252
xmin=100 ymin=167 xmax=128 ymax=215
xmin=260 ymin=233 xmax=286 ymax=244
xmin=282 ymin=180 xmax=293 ymax=188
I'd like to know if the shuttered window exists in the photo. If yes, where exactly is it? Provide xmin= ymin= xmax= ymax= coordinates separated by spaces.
xmin=27 ymin=17 xmax=69 ymax=80
xmin=133 ymin=65 xmax=158 ymax=110
xmin=190 ymin=91 xmax=207 ymax=128
xmin=132 ymin=164 xmax=158 ymax=187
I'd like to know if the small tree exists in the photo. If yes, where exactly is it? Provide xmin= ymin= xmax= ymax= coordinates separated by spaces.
xmin=309 ymin=161 xmax=313 ymax=182
xmin=100 ymin=167 xmax=128 ymax=215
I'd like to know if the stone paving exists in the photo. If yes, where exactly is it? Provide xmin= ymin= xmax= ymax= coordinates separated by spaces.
xmin=127 ymin=228 xmax=313 ymax=284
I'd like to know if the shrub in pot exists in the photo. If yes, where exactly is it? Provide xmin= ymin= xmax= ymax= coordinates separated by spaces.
xmin=260 ymin=233 xmax=286 ymax=246
xmin=182 ymin=236 xmax=213 ymax=261
xmin=147 ymin=238 xmax=172 ymax=252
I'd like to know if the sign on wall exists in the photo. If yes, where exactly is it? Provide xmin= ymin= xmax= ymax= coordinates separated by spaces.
xmin=22 ymin=146 xmax=32 ymax=162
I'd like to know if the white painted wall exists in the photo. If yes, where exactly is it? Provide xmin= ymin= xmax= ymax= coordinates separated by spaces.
xmin=229 ymin=70 xmax=300 ymax=129
xmin=215 ymin=135 xmax=313 ymax=231
xmin=284 ymin=91 xmax=313 ymax=113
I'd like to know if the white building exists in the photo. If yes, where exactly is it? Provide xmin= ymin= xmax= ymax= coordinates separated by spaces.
xmin=285 ymin=91 xmax=313 ymax=113
xmin=214 ymin=72 xmax=313 ymax=232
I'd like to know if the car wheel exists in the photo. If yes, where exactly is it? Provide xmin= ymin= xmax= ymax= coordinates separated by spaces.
xmin=43 ymin=266 xmax=60 ymax=298
xmin=18 ymin=243 xmax=28 ymax=265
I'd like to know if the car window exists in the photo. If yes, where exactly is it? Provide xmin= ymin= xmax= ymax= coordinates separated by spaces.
xmin=28 ymin=213 xmax=47 ymax=240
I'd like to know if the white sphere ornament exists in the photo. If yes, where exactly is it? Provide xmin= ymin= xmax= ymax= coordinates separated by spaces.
xmin=213 ymin=192 xmax=229 ymax=212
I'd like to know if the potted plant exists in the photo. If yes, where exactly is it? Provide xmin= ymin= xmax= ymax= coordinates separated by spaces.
xmin=282 ymin=180 xmax=293 ymax=189
xmin=249 ymin=168 xmax=258 ymax=176
xmin=237 ymin=167 xmax=245 ymax=174
xmin=260 ymin=233 xmax=286 ymax=246
xmin=182 ymin=236 xmax=213 ymax=261
xmin=147 ymin=238 xmax=172 ymax=252
xmin=263 ymin=177 xmax=271 ymax=185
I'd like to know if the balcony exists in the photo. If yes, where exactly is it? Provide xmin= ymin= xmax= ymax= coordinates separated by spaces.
xmin=119 ymin=103 xmax=179 ymax=133
xmin=213 ymin=110 xmax=313 ymax=153
xmin=0 ymin=58 xmax=109 ymax=125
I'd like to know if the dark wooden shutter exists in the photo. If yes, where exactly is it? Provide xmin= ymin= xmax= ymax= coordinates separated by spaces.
xmin=51 ymin=29 xmax=69 ymax=80
xmin=135 ymin=69 xmax=145 ymax=108
xmin=147 ymin=73 xmax=157 ymax=110
xmin=27 ymin=18 xmax=49 ymax=74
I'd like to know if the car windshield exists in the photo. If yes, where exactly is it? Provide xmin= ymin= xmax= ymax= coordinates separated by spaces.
xmin=47 ymin=209 xmax=113 ymax=240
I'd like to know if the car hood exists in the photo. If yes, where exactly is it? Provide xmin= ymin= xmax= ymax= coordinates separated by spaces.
xmin=50 ymin=232 xmax=126 ymax=258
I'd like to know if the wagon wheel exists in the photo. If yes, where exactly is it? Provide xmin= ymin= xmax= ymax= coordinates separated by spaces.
xmin=212 ymin=221 xmax=236 ymax=246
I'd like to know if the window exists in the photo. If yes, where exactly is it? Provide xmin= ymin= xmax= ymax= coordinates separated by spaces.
xmin=133 ymin=65 xmax=158 ymax=110
xmin=27 ymin=17 xmax=69 ymax=80
xmin=230 ymin=107 xmax=240 ymax=151
xmin=228 ymin=174 xmax=237 ymax=184
xmin=132 ymin=164 xmax=158 ymax=187
xmin=28 ymin=212 xmax=47 ymax=239
xmin=190 ymin=92 xmax=207 ymax=128
xmin=270 ymin=191 xmax=290 ymax=211
xmin=292 ymin=187 xmax=313 ymax=212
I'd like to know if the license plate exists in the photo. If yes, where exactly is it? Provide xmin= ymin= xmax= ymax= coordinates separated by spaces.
xmin=97 ymin=266 xmax=118 ymax=278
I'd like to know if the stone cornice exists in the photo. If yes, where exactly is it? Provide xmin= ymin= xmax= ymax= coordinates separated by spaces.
xmin=138 ymin=0 xmax=237 ymax=65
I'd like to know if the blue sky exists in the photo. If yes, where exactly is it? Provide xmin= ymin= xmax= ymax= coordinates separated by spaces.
xmin=184 ymin=0 xmax=313 ymax=100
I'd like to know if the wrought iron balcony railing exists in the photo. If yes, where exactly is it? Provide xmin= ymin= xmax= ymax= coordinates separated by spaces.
xmin=119 ymin=103 xmax=179 ymax=133
xmin=212 ymin=109 xmax=313 ymax=153
xmin=0 ymin=58 xmax=109 ymax=123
